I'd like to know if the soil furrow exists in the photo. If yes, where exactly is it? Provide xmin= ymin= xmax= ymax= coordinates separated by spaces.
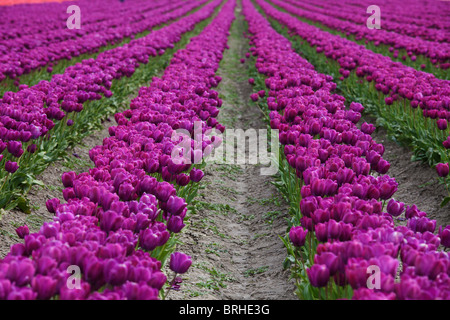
xmin=169 ymin=5 xmax=296 ymax=300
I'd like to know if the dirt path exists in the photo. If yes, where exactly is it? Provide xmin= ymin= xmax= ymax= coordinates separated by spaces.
xmin=168 ymin=6 xmax=296 ymax=300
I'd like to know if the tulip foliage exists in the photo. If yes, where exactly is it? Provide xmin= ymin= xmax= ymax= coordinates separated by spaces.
xmin=243 ymin=0 xmax=450 ymax=299
xmin=0 ymin=0 xmax=236 ymax=300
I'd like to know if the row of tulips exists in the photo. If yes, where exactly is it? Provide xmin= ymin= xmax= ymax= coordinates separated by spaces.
xmin=0 ymin=0 xmax=236 ymax=300
xmin=0 ymin=0 xmax=166 ymax=45
xmin=335 ymin=0 xmax=449 ymax=31
xmin=0 ymin=0 xmax=221 ymax=210
xmin=285 ymin=0 xmax=449 ymax=44
xmin=268 ymin=0 xmax=450 ymax=75
xmin=0 ymin=0 xmax=160 ymax=41
xmin=242 ymin=0 xmax=450 ymax=299
xmin=255 ymin=0 xmax=450 ymax=206
xmin=0 ymin=0 xmax=207 ymax=86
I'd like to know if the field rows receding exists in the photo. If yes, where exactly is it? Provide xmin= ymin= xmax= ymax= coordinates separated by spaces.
xmin=0 ymin=0 xmax=449 ymax=301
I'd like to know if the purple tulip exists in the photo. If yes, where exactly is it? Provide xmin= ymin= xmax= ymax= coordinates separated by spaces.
xmin=306 ymin=264 xmax=330 ymax=287
xmin=7 ymin=286 xmax=37 ymax=300
xmin=386 ymin=199 xmax=405 ymax=217
xmin=167 ymin=215 xmax=185 ymax=233
xmin=438 ymin=225 xmax=450 ymax=248
xmin=122 ymin=282 xmax=159 ymax=300
xmin=314 ymin=252 xmax=339 ymax=276
xmin=15 ymin=225 xmax=30 ymax=239
xmin=0 ymin=279 xmax=12 ymax=300
xmin=166 ymin=196 xmax=187 ymax=216
xmin=103 ymin=259 xmax=128 ymax=286
xmin=45 ymin=198 xmax=60 ymax=213
xmin=190 ymin=168 xmax=204 ymax=183
xmin=31 ymin=275 xmax=57 ymax=300
xmin=27 ymin=144 xmax=37 ymax=154
xmin=169 ymin=252 xmax=192 ymax=274
xmin=155 ymin=182 xmax=175 ymax=202
xmin=437 ymin=119 xmax=448 ymax=131
xmin=436 ymin=163 xmax=449 ymax=178
xmin=5 ymin=161 xmax=19 ymax=173
xmin=139 ymin=224 xmax=170 ymax=251
xmin=6 ymin=258 xmax=35 ymax=286
xmin=7 ymin=141 xmax=24 ymax=158
xmin=289 ymin=226 xmax=308 ymax=247
xmin=61 ymin=171 xmax=77 ymax=188
xmin=250 ymin=93 xmax=259 ymax=101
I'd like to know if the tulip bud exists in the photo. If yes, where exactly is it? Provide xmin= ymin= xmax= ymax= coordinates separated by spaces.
xmin=169 ymin=252 xmax=192 ymax=274
xmin=306 ymin=264 xmax=330 ymax=287
xmin=386 ymin=199 xmax=405 ymax=217
xmin=289 ymin=226 xmax=308 ymax=247
xmin=436 ymin=119 xmax=448 ymax=131
xmin=438 ymin=225 xmax=450 ymax=248
xmin=436 ymin=163 xmax=449 ymax=177
xmin=15 ymin=225 xmax=30 ymax=239
xmin=5 ymin=161 xmax=19 ymax=173
xmin=190 ymin=168 xmax=204 ymax=183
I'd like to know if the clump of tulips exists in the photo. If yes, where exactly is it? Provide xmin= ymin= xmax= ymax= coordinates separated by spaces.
xmin=243 ymin=0 xmax=449 ymax=300
xmin=256 ymin=0 xmax=450 ymax=206
xmin=271 ymin=0 xmax=449 ymax=73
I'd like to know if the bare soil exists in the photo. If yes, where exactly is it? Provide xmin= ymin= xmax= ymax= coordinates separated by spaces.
xmin=168 ymin=7 xmax=296 ymax=300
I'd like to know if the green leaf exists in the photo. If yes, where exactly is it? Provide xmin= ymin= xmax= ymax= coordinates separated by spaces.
xmin=17 ymin=196 xmax=32 ymax=214
xmin=440 ymin=196 xmax=450 ymax=208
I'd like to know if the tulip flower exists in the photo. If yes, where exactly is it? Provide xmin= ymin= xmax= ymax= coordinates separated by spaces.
xmin=437 ymin=119 xmax=448 ymax=131
xmin=169 ymin=252 xmax=192 ymax=274
xmin=7 ymin=141 xmax=24 ymax=158
xmin=190 ymin=168 xmax=205 ymax=182
xmin=386 ymin=199 xmax=405 ymax=217
xmin=306 ymin=264 xmax=330 ymax=287
xmin=15 ymin=225 xmax=30 ymax=239
xmin=289 ymin=226 xmax=308 ymax=247
xmin=438 ymin=225 xmax=450 ymax=248
xmin=436 ymin=163 xmax=449 ymax=177
xmin=250 ymin=93 xmax=259 ymax=101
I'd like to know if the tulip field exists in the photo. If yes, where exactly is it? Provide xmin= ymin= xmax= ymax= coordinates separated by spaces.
xmin=0 ymin=0 xmax=449 ymax=301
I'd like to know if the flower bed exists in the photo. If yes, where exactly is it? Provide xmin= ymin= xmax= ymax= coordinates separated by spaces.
xmin=243 ymin=0 xmax=450 ymax=300
xmin=0 ymin=0 xmax=236 ymax=300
